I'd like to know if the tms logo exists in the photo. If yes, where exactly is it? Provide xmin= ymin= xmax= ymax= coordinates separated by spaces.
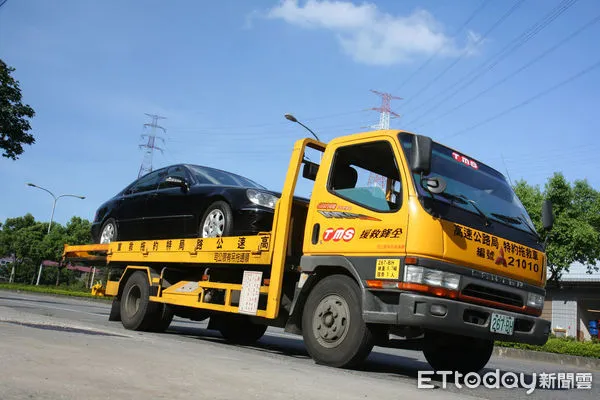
xmin=452 ymin=151 xmax=479 ymax=170
xmin=323 ymin=227 xmax=355 ymax=242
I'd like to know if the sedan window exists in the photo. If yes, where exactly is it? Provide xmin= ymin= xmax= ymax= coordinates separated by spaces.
xmin=188 ymin=165 xmax=265 ymax=189
xmin=157 ymin=166 xmax=190 ymax=189
xmin=128 ymin=170 xmax=162 ymax=194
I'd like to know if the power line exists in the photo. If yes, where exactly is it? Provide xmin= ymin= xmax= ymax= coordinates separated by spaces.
xmin=0 ymin=0 xmax=8 ymax=9
xmin=394 ymin=0 xmax=491 ymax=92
xmin=167 ymin=120 xmax=367 ymax=140
xmin=442 ymin=58 xmax=600 ymax=140
xmin=169 ymin=109 xmax=368 ymax=132
xmin=411 ymin=12 xmax=600 ymax=130
xmin=404 ymin=0 xmax=580 ymax=123
xmin=399 ymin=0 xmax=526 ymax=110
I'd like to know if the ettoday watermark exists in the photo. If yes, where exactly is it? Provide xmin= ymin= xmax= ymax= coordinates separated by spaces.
xmin=418 ymin=370 xmax=593 ymax=394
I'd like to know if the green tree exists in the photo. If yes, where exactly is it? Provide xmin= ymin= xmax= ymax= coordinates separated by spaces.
xmin=513 ymin=173 xmax=600 ymax=283
xmin=0 ymin=214 xmax=93 ymax=284
xmin=0 ymin=59 xmax=36 ymax=160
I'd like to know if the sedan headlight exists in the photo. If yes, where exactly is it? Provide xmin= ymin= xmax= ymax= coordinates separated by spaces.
xmin=404 ymin=265 xmax=461 ymax=290
xmin=246 ymin=189 xmax=279 ymax=209
xmin=527 ymin=292 xmax=545 ymax=309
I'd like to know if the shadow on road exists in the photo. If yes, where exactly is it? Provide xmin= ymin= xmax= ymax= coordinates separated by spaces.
xmin=163 ymin=323 xmax=556 ymax=393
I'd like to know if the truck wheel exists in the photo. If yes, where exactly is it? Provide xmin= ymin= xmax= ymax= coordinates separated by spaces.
xmin=423 ymin=331 xmax=494 ymax=373
xmin=120 ymin=271 xmax=169 ymax=331
xmin=148 ymin=304 xmax=174 ymax=333
xmin=216 ymin=315 xmax=267 ymax=345
xmin=108 ymin=298 xmax=121 ymax=321
xmin=301 ymin=274 xmax=375 ymax=368
xmin=199 ymin=201 xmax=233 ymax=238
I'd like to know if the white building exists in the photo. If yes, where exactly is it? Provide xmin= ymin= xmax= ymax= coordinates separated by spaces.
xmin=543 ymin=263 xmax=600 ymax=341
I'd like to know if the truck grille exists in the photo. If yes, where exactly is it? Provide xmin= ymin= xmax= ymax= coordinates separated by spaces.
xmin=462 ymin=284 xmax=523 ymax=307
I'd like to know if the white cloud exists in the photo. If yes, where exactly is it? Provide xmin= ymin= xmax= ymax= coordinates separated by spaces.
xmin=261 ymin=0 xmax=480 ymax=66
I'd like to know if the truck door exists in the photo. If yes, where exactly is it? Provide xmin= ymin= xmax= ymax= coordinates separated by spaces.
xmin=304 ymin=137 xmax=409 ymax=256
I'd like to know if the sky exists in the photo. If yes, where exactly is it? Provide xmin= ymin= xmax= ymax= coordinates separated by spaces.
xmin=1 ymin=0 xmax=599 ymax=227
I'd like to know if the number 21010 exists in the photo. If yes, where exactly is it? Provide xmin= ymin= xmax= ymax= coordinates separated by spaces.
xmin=508 ymin=256 xmax=539 ymax=272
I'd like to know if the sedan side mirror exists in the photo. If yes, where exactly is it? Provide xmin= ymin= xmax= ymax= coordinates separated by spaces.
xmin=165 ymin=176 xmax=189 ymax=192
xmin=542 ymin=199 xmax=554 ymax=231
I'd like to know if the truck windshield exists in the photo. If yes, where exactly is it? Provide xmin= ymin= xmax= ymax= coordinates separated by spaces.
xmin=398 ymin=133 xmax=537 ymax=236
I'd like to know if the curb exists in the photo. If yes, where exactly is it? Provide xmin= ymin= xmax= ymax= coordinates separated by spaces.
xmin=493 ymin=347 xmax=600 ymax=371
xmin=0 ymin=288 xmax=112 ymax=303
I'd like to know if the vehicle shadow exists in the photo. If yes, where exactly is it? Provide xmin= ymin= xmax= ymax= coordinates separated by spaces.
xmin=163 ymin=324 xmax=504 ymax=386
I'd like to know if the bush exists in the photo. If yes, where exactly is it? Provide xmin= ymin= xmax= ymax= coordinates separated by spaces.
xmin=497 ymin=337 xmax=600 ymax=358
xmin=0 ymin=283 xmax=111 ymax=300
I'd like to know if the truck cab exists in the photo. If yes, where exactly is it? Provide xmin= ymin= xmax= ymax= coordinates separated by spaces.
xmin=295 ymin=129 xmax=552 ymax=372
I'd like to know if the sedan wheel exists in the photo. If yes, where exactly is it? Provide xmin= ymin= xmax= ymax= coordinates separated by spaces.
xmin=99 ymin=219 xmax=118 ymax=243
xmin=199 ymin=201 xmax=233 ymax=238
xmin=202 ymin=209 xmax=225 ymax=237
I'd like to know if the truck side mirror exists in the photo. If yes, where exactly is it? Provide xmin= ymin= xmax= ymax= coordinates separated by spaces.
xmin=410 ymin=135 xmax=433 ymax=176
xmin=542 ymin=199 xmax=554 ymax=230
xmin=303 ymin=161 xmax=319 ymax=181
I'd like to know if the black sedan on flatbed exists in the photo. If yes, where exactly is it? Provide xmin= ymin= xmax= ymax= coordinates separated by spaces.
xmin=91 ymin=164 xmax=283 ymax=243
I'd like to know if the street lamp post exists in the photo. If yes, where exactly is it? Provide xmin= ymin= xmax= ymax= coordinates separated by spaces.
xmin=26 ymin=183 xmax=85 ymax=285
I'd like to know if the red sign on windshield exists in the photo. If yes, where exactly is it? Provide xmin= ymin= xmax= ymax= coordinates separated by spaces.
xmin=452 ymin=152 xmax=479 ymax=170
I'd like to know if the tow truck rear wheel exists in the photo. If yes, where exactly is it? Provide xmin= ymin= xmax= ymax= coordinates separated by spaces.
xmin=108 ymin=298 xmax=121 ymax=321
xmin=422 ymin=331 xmax=494 ymax=373
xmin=301 ymin=274 xmax=376 ymax=368
xmin=215 ymin=315 xmax=267 ymax=345
xmin=120 ymin=271 xmax=173 ymax=332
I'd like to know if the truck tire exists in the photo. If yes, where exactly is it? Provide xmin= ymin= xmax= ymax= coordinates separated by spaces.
xmin=120 ymin=271 xmax=172 ymax=332
xmin=301 ymin=274 xmax=375 ymax=368
xmin=108 ymin=298 xmax=121 ymax=321
xmin=216 ymin=315 xmax=267 ymax=345
xmin=422 ymin=331 xmax=494 ymax=373
xmin=148 ymin=304 xmax=174 ymax=333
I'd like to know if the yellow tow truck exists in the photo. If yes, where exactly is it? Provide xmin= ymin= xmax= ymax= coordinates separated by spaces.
xmin=62 ymin=127 xmax=554 ymax=373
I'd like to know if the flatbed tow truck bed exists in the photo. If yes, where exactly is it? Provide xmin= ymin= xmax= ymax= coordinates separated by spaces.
xmin=62 ymin=233 xmax=284 ymax=318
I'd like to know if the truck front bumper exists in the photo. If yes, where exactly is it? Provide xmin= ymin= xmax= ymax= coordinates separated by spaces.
xmin=363 ymin=291 xmax=551 ymax=346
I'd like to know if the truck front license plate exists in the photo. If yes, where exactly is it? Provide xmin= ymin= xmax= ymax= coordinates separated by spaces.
xmin=490 ymin=313 xmax=515 ymax=335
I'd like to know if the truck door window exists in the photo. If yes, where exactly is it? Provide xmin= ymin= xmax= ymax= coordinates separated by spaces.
xmin=328 ymin=141 xmax=402 ymax=212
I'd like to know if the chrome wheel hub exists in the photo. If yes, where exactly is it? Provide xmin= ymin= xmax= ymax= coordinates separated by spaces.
xmin=100 ymin=223 xmax=115 ymax=243
xmin=202 ymin=209 xmax=225 ymax=238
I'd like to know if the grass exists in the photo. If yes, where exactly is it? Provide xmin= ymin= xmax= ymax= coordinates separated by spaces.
xmin=0 ymin=283 xmax=112 ymax=300
xmin=496 ymin=336 xmax=600 ymax=359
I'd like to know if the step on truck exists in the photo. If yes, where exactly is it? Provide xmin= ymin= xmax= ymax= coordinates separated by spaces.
xmin=62 ymin=129 xmax=555 ymax=373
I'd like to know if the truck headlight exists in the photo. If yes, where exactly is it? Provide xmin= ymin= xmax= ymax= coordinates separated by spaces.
xmin=246 ymin=189 xmax=279 ymax=209
xmin=404 ymin=265 xmax=461 ymax=290
xmin=527 ymin=292 xmax=544 ymax=309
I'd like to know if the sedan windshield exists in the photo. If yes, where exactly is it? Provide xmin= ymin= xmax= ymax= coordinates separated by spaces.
xmin=187 ymin=165 xmax=266 ymax=189
xmin=398 ymin=133 xmax=537 ymax=236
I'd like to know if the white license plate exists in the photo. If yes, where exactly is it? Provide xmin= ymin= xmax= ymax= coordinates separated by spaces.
xmin=490 ymin=313 xmax=515 ymax=335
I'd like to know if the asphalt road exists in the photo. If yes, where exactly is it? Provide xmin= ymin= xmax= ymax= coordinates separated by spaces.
xmin=0 ymin=290 xmax=597 ymax=400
